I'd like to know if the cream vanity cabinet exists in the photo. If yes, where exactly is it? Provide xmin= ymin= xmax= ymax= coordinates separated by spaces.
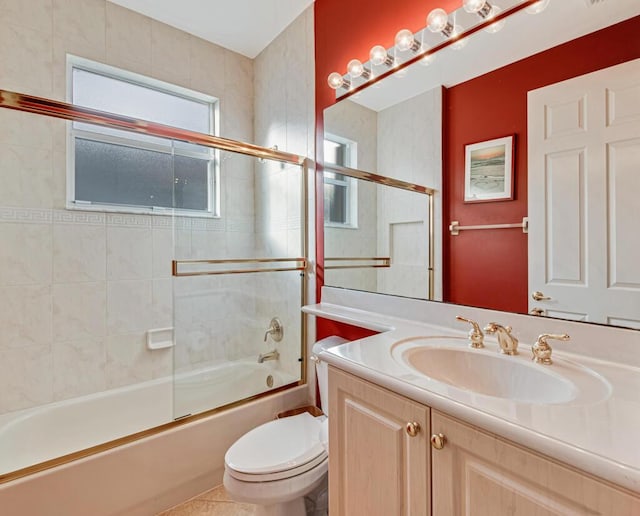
xmin=328 ymin=366 xmax=640 ymax=516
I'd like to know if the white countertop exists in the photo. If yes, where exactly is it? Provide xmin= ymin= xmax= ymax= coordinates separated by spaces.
xmin=303 ymin=300 xmax=640 ymax=494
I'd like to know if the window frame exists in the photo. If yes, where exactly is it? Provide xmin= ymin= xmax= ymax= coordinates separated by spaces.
xmin=66 ymin=55 xmax=220 ymax=218
xmin=323 ymin=134 xmax=358 ymax=229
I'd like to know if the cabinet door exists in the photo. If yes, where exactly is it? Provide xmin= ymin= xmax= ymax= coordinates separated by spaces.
xmin=432 ymin=411 xmax=640 ymax=515
xmin=328 ymin=367 xmax=430 ymax=516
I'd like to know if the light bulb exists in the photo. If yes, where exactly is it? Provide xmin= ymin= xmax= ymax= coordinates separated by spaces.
xmin=427 ymin=8 xmax=449 ymax=33
xmin=370 ymin=45 xmax=391 ymax=66
xmin=485 ymin=5 xmax=505 ymax=33
xmin=526 ymin=0 xmax=550 ymax=14
xmin=347 ymin=59 xmax=364 ymax=78
xmin=463 ymin=0 xmax=487 ymax=13
xmin=327 ymin=72 xmax=348 ymax=90
xmin=395 ymin=29 xmax=419 ymax=52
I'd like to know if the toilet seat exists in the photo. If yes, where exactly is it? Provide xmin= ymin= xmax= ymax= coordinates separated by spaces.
xmin=225 ymin=412 xmax=327 ymax=482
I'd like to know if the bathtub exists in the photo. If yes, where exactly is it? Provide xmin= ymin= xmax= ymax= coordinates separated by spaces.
xmin=0 ymin=360 xmax=298 ymax=476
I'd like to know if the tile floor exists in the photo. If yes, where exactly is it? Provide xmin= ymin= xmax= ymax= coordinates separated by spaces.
xmin=159 ymin=485 xmax=257 ymax=515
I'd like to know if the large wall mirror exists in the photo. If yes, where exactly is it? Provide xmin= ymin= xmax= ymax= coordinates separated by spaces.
xmin=323 ymin=0 xmax=640 ymax=330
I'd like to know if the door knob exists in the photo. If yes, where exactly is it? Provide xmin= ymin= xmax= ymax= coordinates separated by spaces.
xmin=430 ymin=433 xmax=446 ymax=449
xmin=531 ymin=291 xmax=551 ymax=301
xmin=406 ymin=422 xmax=421 ymax=437
xmin=530 ymin=307 xmax=545 ymax=316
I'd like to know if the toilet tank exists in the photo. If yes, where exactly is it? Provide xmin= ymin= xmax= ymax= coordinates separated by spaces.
xmin=312 ymin=336 xmax=348 ymax=417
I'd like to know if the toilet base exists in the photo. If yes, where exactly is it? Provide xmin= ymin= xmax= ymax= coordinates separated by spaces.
xmin=223 ymin=458 xmax=328 ymax=516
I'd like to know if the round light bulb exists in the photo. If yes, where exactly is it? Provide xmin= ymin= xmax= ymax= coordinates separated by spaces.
xmin=427 ymin=8 xmax=449 ymax=33
xmin=485 ymin=5 xmax=505 ymax=33
xmin=526 ymin=0 xmax=550 ymax=14
xmin=347 ymin=59 xmax=364 ymax=78
xmin=369 ymin=45 xmax=387 ymax=66
xmin=327 ymin=72 xmax=344 ymax=90
xmin=463 ymin=0 xmax=487 ymax=13
xmin=395 ymin=29 xmax=415 ymax=52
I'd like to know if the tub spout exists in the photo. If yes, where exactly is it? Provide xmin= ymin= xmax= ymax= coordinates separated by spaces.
xmin=258 ymin=349 xmax=279 ymax=363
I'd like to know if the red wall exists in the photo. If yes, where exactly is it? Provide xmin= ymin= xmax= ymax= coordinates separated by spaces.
xmin=314 ymin=0 xmax=640 ymax=336
xmin=444 ymin=16 xmax=640 ymax=312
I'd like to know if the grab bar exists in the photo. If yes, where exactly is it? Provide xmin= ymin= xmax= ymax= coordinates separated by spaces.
xmin=449 ymin=217 xmax=528 ymax=236
xmin=324 ymin=257 xmax=391 ymax=270
xmin=172 ymin=257 xmax=307 ymax=277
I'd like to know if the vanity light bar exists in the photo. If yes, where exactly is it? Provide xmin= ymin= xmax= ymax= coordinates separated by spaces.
xmin=327 ymin=0 xmax=547 ymax=98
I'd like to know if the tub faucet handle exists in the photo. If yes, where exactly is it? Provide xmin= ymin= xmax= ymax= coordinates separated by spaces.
xmin=264 ymin=317 xmax=283 ymax=342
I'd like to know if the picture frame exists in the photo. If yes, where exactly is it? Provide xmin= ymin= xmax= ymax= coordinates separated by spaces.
xmin=464 ymin=135 xmax=514 ymax=202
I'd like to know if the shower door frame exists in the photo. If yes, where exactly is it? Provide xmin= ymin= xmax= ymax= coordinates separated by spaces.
xmin=0 ymin=88 xmax=311 ymax=483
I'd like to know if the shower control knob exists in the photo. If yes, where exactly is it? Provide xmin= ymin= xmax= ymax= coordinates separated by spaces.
xmin=406 ymin=422 xmax=421 ymax=437
xmin=430 ymin=433 xmax=447 ymax=450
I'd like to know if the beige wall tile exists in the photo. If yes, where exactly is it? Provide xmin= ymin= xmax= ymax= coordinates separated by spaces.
xmin=0 ymin=285 xmax=52 ymax=350
xmin=152 ymin=278 xmax=173 ymax=328
xmin=52 ymin=282 xmax=106 ymax=342
xmin=53 ymin=0 xmax=106 ymax=54
xmin=107 ymin=226 xmax=153 ymax=280
xmin=106 ymin=2 xmax=152 ymax=71
xmin=52 ymin=338 xmax=106 ymax=400
xmin=105 ymin=332 xmax=170 ymax=388
xmin=53 ymin=223 xmax=106 ymax=283
xmin=0 ymin=144 xmax=53 ymax=209
xmin=107 ymin=279 xmax=152 ymax=334
xmin=0 ymin=223 xmax=52 ymax=286
xmin=152 ymin=228 xmax=174 ymax=278
xmin=151 ymin=20 xmax=191 ymax=89
xmin=0 ymin=110 xmax=54 ymax=150
xmin=0 ymin=0 xmax=52 ymax=33
xmin=0 ymin=23 xmax=53 ymax=97
xmin=189 ymin=36 xmax=225 ymax=97
xmin=0 ymin=344 xmax=53 ymax=413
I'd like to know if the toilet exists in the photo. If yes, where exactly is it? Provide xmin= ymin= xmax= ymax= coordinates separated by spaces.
xmin=223 ymin=336 xmax=348 ymax=516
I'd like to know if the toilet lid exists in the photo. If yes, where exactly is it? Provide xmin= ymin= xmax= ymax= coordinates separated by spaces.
xmin=225 ymin=412 xmax=327 ymax=480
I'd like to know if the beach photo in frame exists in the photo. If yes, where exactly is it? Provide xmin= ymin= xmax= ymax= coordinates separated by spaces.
xmin=464 ymin=135 xmax=514 ymax=202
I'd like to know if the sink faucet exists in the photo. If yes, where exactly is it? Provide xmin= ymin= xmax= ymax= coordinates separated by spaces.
xmin=483 ymin=322 xmax=519 ymax=355
xmin=531 ymin=333 xmax=570 ymax=365
xmin=456 ymin=316 xmax=484 ymax=349
xmin=258 ymin=349 xmax=280 ymax=363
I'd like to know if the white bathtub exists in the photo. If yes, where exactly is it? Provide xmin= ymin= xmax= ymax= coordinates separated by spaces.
xmin=0 ymin=360 xmax=298 ymax=476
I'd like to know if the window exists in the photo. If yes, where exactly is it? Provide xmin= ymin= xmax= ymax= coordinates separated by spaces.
xmin=324 ymin=135 xmax=358 ymax=228
xmin=68 ymin=56 xmax=219 ymax=216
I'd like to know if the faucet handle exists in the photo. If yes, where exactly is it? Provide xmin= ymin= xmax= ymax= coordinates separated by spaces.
xmin=456 ymin=316 xmax=484 ymax=349
xmin=264 ymin=317 xmax=283 ymax=342
xmin=532 ymin=333 xmax=570 ymax=365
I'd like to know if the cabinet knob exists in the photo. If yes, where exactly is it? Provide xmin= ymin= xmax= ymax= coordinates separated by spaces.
xmin=405 ymin=421 xmax=421 ymax=437
xmin=430 ymin=433 xmax=447 ymax=450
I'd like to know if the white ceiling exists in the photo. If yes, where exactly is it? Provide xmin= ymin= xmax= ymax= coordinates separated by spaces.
xmin=107 ymin=0 xmax=314 ymax=58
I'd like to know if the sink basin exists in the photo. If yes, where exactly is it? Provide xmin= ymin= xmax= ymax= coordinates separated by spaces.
xmin=392 ymin=337 xmax=611 ymax=405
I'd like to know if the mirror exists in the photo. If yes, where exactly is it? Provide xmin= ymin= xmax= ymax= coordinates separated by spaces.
xmin=323 ymin=0 xmax=640 ymax=329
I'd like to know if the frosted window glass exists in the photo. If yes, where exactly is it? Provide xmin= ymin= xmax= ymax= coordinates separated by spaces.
xmin=75 ymin=139 xmax=209 ymax=211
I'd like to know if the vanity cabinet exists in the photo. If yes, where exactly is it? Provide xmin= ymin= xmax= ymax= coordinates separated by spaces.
xmin=329 ymin=366 xmax=640 ymax=516
xmin=328 ymin=367 xmax=430 ymax=516
xmin=431 ymin=411 xmax=640 ymax=515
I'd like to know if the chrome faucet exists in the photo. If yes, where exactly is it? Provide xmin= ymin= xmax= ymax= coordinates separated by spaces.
xmin=456 ymin=316 xmax=485 ymax=349
xmin=258 ymin=349 xmax=280 ymax=363
xmin=483 ymin=322 xmax=519 ymax=355
xmin=531 ymin=333 xmax=570 ymax=365
xmin=264 ymin=317 xmax=283 ymax=342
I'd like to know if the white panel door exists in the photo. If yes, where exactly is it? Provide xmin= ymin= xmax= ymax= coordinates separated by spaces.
xmin=528 ymin=58 xmax=640 ymax=327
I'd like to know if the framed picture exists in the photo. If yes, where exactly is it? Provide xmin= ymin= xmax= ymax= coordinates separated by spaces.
xmin=464 ymin=135 xmax=514 ymax=202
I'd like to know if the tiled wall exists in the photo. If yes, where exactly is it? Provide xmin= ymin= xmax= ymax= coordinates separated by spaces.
xmin=377 ymin=87 xmax=443 ymax=300
xmin=253 ymin=9 xmax=315 ymax=379
xmin=323 ymin=100 xmax=379 ymax=292
xmin=0 ymin=0 xmax=313 ymax=414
